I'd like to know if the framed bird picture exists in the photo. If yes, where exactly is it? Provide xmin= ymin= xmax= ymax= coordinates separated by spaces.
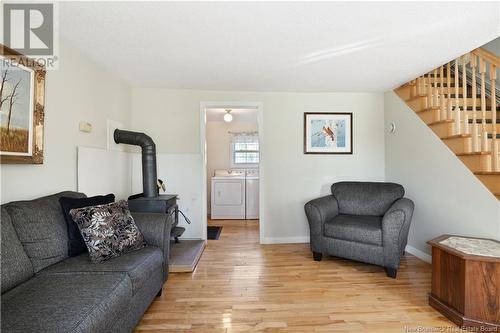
xmin=304 ymin=112 xmax=352 ymax=154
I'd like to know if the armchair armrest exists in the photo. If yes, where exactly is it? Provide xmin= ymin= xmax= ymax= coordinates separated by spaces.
xmin=382 ymin=198 xmax=414 ymax=269
xmin=132 ymin=212 xmax=172 ymax=282
xmin=304 ymin=195 xmax=339 ymax=253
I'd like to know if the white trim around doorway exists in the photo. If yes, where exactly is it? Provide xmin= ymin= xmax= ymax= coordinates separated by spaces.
xmin=199 ymin=101 xmax=264 ymax=243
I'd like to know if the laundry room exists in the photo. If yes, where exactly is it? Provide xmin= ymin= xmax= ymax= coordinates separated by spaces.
xmin=205 ymin=107 xmax=260 ymax=239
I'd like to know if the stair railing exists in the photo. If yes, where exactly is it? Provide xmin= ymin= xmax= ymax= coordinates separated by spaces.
xmin=413 ymin=48 xmax=499 ymax=172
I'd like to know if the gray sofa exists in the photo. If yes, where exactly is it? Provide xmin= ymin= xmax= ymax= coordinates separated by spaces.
xmin=304 ymin=182 xmax=414 ymax=278
xmin=1 ymin=191 xmax=172 ymax=333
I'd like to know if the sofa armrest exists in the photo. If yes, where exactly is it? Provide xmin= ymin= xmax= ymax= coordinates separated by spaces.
xmin=304 ymin=195 xmax=339 ymax=253
xmin=382 ymin=198 xmax=414 ymax=269
xmin=132 ymin=212 xmax=172 ymax=282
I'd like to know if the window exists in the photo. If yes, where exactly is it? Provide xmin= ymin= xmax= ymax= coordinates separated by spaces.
xmin=231 ymin=133 xmax=259 ymax=167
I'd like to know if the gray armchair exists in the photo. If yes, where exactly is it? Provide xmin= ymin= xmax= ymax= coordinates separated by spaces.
xmin=304 ymin=182 xmax=414 ymax=278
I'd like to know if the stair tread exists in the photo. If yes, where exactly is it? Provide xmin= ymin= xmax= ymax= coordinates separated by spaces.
xmin=428 ymin=120 xmax=454 ymax=126
xmin=468 ymin=119 xmax=500 ymax=124
xmin=474 ymin=171 xmax=500 ymax=175
xmin=442 ymin=134 xmax=472 ymax=140
xmin=415 ymin=107 xmax=440 ymax=113
xmin=456 ymin=152 xmax=491 ymax=156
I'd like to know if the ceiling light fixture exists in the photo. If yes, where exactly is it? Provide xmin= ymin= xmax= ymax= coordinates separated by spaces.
xmin=224 ymin=109 xmax=233 ymax=122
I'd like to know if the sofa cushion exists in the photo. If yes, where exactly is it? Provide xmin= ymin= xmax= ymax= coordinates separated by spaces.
xmin=1 ymin=207 xmax=34 ymax=294
xmin=331 ymin=182 xmax=404 ymax=216
xmin=1 ymin=272 xmax=131 ymax=333
xmin=59 ymin=193 xmax=115 ymax=257
xmin=40 ymin=246 xmax=163 ymax=295
xmin=4 ymin=191 xmax=86 ymax=272
xmin=324 ymin=214 xmax=383 ymax=246
xmin=69 ymin=200 xmax=146 ymax=263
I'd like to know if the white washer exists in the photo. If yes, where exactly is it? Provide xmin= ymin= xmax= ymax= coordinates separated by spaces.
xmin=245 ymin=169 xmax=259 ymax=219
xmin=211 ymin=170 xmax=246 ymax=219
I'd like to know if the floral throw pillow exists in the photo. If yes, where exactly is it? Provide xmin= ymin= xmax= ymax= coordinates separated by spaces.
xmin=69 ymin=200 xmax=146 ymax=263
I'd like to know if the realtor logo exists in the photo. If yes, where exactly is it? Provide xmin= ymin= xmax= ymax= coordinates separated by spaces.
xmin=3 ymin=3 xmax=54 ymax=56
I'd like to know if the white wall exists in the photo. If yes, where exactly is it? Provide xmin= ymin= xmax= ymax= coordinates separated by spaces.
xmin=1 ymin=43 xmax=131 ymax=203
xmin=384 ymin=91 xmax=500 ymax=257
xmin=483 ymin=37 xmax=500 ymax=56
xmin=206 ymin=120 xmax=258 ymax=211
xmin=130 ymin=89 xmax=385 ymax=242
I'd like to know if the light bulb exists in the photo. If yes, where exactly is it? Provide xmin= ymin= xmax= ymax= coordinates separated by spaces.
xmin=224 ymin=113 xmax=233 ymax=122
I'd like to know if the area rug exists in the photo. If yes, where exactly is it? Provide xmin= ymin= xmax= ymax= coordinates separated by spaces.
xmin=207 ymin=226 xmax=222 ymax=240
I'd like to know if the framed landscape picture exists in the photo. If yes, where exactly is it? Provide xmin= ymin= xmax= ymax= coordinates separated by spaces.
xmin=0 ymin=45 xmax=45 ymax=164
xmin=304 ymin=112 xmax=352 ymax=154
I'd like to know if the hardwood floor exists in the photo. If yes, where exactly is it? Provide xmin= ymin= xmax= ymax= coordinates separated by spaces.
xmin=136 ymin=220 xmax=456 ymax=332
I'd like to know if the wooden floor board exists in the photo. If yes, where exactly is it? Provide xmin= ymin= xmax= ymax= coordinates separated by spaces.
xmin=136 ymin=219 xmax=455 ymax=332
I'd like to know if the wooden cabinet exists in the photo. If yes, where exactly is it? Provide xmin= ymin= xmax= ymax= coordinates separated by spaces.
xmin=428 ymin=235 xmax=500 ymax=330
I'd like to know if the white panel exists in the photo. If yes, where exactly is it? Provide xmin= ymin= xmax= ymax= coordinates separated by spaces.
xmin=77 ymin=146 xmax=132 ymax=200
xmin=131 ymin=153 xmax=203 ymax=239
xmin=214 ymin=182 xmax=243 ymax=205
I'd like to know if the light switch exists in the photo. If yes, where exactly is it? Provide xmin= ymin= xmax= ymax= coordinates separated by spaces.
xmin=79 ymin=122 xmax=92 ymax=133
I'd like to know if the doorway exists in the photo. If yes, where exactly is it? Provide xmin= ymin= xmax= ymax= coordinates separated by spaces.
xmin=200 ymin=102 xmax=264 ymax=243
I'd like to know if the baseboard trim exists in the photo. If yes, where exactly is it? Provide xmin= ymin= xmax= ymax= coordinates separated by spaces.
xmin=261 ymin=236 xmax=310 ymax=244
xmin=405 ymin=245 xmax=432 ymax=263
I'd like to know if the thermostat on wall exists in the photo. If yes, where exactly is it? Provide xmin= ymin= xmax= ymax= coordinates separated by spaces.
xmin=79 ymin=122 xmax=92 ymax=133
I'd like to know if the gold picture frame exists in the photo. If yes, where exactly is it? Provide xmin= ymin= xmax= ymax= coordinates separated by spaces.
xmin=0 ymin=44 xmax=46 ymax=164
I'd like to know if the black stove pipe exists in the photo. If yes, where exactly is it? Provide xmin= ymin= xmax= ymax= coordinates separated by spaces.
xmin=114 ymin=129 xmax=158 ymax=198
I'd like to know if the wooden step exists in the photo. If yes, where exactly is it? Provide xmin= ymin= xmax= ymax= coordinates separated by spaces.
xmin=428 ymin=120 xmax=455 ymax=138
xmin=475 ymin=123 xmax=500 ymax=133
xmin=464 ymin=110 xmax=499 ymax=118
xmin=427 ymin=77 xmax=456 ymax=84
xmin=474 ymin=172 xmax=500 ymax=194
xmin=442 ymin=135 xmax=472 ymax=154
xmin=405 ymin=95 xmax=498 ymax=113
xmin=456 ymin=152 xmax=492 ymax=172
xmin=469 ymin=119 xmax=500 ymax=124
xmin=416 ymin=107 xmax=441 ymax=124
xmin=440 ymin=97 xmax=492 ymax=107
xmin=395 ymin=85 xmax=414 ymax=100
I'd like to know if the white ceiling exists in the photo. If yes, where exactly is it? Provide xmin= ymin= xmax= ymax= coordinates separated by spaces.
xmin=206 ymin=108 xmax=258 ymax=123
xmin=60 ymin=2 xmax=500 ymax=92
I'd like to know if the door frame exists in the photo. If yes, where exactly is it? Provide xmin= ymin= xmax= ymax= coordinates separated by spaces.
xmin=199 ymin=101 xmax=264 ymax=243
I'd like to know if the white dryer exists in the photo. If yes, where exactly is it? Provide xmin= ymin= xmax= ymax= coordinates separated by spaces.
xmin=211 ymin=170 xmax=246 ymax=219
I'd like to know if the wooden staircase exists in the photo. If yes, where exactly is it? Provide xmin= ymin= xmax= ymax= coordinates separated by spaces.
xmin=395 ymin=47 xmax=500 ymax=200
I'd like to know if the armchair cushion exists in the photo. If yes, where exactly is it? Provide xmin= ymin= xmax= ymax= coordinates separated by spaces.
xmin=331 ymin=182 xmax=404 ymax=216
xmin=324 ymin=215 xmax=382 ymax=246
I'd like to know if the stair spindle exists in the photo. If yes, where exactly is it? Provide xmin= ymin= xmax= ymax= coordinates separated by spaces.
xmin=455 ymin=58 xmax=460 ymax=111
xmin=471 ymin=55 xmax=479 ymax=152
xmin=491 ymin=64 xmax=498 ymax=171
xmin=479 ymin=58 xmax=487 ymax=151
xmin=427 ymin=73 xmax=433 ymax=109
xmin=447 ymin=62 xmax=452 ymax=119
xmin=455 ymin=106 xmax=461 ymax=135
xmin=462 ymin=54 xmax=468 ymax=114
xmin=440 ymin=65 xmax=445 ymax=120
xmin=433 ymin=69 xmax=439 ymax=110
xmin=447 ymin=100 xmax=453 ymax=120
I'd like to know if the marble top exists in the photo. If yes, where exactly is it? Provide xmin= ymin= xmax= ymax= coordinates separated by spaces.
xmin=439 ymin=236 xmax=500 ymax=258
